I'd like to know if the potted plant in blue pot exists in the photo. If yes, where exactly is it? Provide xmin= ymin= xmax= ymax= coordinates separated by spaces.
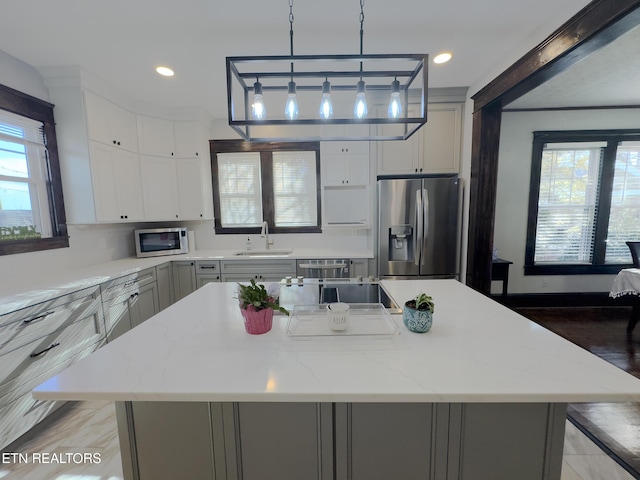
xmin=403 ymin=293 xmax=434 ymax=333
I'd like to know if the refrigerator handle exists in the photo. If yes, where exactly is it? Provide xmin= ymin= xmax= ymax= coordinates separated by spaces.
xmin=423 ymin=188 xmax=430 ymax=250
xmin=415 ymin=189 xmax=423 ymax=266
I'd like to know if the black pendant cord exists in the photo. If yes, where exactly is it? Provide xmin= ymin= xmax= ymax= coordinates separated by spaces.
xmin=289 ymin=0 xmax=294 ymax=82
xmin=359 ymin=0 xmax=365 ymax=79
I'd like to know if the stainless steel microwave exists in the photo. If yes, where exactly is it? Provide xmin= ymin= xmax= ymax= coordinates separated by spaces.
xmin=135 ymin=228 xmax=189 ymax=258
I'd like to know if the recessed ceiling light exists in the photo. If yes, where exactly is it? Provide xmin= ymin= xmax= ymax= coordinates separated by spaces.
xmin=433 ymin=52 xmax=452 ymax=64
xmin=155 ymin=66 xmax=175 ymax=77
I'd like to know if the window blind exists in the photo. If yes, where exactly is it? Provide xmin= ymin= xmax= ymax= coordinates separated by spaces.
xmin=272 ymin=151 xmax=317 ymax=226
xmin=606 ymin=141 xmax=640 ymax=262
xmin=534 ymin=145 xmax=602 ymax=264
xmin=217 ymin=152 xmax=263 ymax=227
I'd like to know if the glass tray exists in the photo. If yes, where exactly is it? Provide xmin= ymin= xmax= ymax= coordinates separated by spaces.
xmin=286 ymin=303 xmax=400 ymax=337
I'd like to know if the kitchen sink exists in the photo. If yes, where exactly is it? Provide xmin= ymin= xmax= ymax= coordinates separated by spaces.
xmin=233 ymin=249 xmax=292 ymax=257
xmin=278 ymin=280 xmax=402 ymax=314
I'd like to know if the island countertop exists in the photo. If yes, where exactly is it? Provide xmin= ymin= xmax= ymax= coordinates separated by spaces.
xmin=33 ymin=279 xmax=640 ymax=403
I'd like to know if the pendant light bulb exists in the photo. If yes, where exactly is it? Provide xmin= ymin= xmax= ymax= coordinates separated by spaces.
xmin=285 ymin=81 xmax=299 ymax=120
xmin=353 ymin=80 xmax=368 ymax=119
xmin=319 ymin=80 xmax=333 ymax=119
xmin=388 ymin=79 xmax=403 ymax=119
xmin=251 ymin=80 xmax=266 ymax=120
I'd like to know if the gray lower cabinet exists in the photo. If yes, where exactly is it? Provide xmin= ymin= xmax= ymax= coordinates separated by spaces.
xmin=155 ymin=262 xmax=174 ymax=311
xmin=118 ymin=401 xmax=566 ymax=480
xmin=220 ymin=259 xmax=297 ymax=283
xmin=172 ymin=261 xmax=197 ymax=302
xmin=101 ymin=267 xmax=159 ymax=342
xmin=195 ymin=260 xmax=221 ymax=288
xmin=0 ymin=286 xmax=104 ymax=449
xmin=129 ymin=281 xmax=160 ymax=329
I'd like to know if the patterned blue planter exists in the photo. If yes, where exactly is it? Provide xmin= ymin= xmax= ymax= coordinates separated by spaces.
xmin=403 ymin=303 xmax=433 ymax=333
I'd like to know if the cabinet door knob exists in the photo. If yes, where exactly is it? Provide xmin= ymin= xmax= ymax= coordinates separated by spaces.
xmin=176 ymin=214 xmax=179 ymax=218
xmin=117 ymin=141 xmax=121 ymax=146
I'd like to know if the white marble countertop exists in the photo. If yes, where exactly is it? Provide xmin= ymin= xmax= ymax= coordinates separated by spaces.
xmin=33 ymin=279 xmax=640 ymax=403
xmin=0 ymin=248 xmax=373 ymax=315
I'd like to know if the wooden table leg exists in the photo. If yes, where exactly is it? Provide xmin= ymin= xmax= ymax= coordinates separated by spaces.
xmin=627 ymin=297 xmax=640 ymax=334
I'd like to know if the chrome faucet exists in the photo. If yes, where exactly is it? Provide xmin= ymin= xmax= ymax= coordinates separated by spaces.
xmin=261 ymin=221 xmax=274 ymax=250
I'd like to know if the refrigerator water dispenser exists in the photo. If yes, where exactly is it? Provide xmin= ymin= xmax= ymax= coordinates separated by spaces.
xmin=389 ymin=225 xmax=413 ymax=261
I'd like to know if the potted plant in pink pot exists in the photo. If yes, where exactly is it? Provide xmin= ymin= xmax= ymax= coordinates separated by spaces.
xmin=237 ymin=279 xmax=289 ymax=334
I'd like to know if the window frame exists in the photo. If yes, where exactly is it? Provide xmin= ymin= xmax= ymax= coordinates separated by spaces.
xmin=210 ymin=140 xmax=321 ymax=234
xmin=0 ymin=83 xmax=68 ymax=256
xmin=525 ymin=129 xmax=640 ymax=275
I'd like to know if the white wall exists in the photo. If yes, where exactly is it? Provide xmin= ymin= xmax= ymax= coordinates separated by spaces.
xmin=493 ymin=108 xmax=640 ymax=294
xmin=0 ymin=51 xmax=145 ymax=289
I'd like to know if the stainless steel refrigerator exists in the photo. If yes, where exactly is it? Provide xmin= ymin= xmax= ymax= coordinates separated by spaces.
xmin=378 ymin=177 xmax=460 ymax=278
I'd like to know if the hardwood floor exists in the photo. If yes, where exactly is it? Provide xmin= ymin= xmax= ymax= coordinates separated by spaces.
xmin=518 ymin=305 xmax=640 ymax=478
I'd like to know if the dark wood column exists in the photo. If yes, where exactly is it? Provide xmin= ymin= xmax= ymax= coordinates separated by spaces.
xmin=466 ymin=103 xmax=502 ymax=293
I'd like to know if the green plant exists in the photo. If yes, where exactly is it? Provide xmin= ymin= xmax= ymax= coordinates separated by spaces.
xmin=405 ymin=293 xmax=434 ymax=313
xmin=237 ymin=279 xmax=289 ymax=315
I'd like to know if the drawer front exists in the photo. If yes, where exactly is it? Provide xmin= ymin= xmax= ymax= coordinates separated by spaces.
xmin=0 ymin=303 xmax=103 ymax=399
xmin=0 ymin=390 xmax=64 ymax=450
xmin=0 ymin=288 xmax=101 ymax=357
xmin=220 ymin=259 xmax=297 ymax=275
xmin=195 ymin=260 xmax=220 ymax=274
xmin=100 ymin=267 xmax=156 ymax=298
xmin=0 ymin=339 xmax=104 ymax=409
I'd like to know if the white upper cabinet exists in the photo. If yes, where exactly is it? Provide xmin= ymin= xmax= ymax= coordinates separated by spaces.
xmin=84 ymin=91 xmax=138 ymax=153
xmin=321 ymin=141 xmax=370 ymax=186
xmin=377 ymin=102 xmax=462 ymax=175
xmin=139 ymin=155 xmax=180 ymax=221
xmin=89 ymin=141 xmax=144 ymax=222
xmin=137 ymin=116 xmax=175 ymax=157
xmin=320 ymin=140 xmax=372 ymax=228
xmin=174 ymin=121 xmax=206 ymax=158
xmin=137 ymin=118 xmax=207 ymax=159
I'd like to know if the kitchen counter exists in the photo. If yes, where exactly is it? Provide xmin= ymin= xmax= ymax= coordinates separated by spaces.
xmin=33 ymin=279 xmax=640 ymax=403
xmin=31 ymin=279 xmax=640 ymax=480
xmin=0 ymin=247 xmax=373 ymax=315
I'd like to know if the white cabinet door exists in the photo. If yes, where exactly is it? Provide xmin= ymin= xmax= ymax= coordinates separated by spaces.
xmin=421 ymin=103 xmax=462 ymax=174
xmin=137 ymin=116 xmax=175 ymax=157
xmin=89 ymin=142 xmax=144 ymax=222
xmin=345 ymin=154 xmax=370 ymax=186
xmin=84 ymin=91 xmax=138 ymax=152
xmin=140 ymin=155 xmax=180 ymax=220
xmin=377 ymin=103 xmax=462 ymax=175
xmin=322 ymin=156 xmax=349 ymax=186
xmin=322 ymin=142 xmax=370 ymax=187
xmin=84 ymin=91 xmax=111 ymax=146
xmin=377 ymin=103 xmax=422 ymax=175
xmin=174 ymin=121 xmax=204 ymax=158
xmin=176 ymin=157 xmax=207 ymax=220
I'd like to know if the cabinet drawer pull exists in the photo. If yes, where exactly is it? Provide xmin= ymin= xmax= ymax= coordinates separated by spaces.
xmin=124 ymin=279 xmax=138 ymax=288
xmin=199 ymin=265 xmax=217 ymax=269
xmin=30 ymin=342 xmax=61 ymax=358
xmin=23 ymin=311 xmax=55 ymax=324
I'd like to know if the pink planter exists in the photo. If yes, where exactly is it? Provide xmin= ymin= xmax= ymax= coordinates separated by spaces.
xmin=240 ymin=306 xmax=274 ymax=335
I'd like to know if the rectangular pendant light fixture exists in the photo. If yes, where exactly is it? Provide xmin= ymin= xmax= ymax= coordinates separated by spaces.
xmin=226 ymin=53 xmax=428 ymax=142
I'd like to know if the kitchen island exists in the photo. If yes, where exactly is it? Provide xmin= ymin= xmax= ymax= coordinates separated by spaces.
xmin=33 ymin=279 xmax=640 ymax=480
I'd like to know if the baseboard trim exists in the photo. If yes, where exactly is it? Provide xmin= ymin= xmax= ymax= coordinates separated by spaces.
xmin=491 ymin=292 xmax=637 ymax=308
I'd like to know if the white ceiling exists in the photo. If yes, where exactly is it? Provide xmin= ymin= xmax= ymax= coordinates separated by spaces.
xmin=0 ymin=0 xmax=599 ymax=119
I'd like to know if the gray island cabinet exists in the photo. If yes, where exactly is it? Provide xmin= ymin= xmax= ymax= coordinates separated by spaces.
xmin=33 ymin=280 xmax=640 ymax=480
